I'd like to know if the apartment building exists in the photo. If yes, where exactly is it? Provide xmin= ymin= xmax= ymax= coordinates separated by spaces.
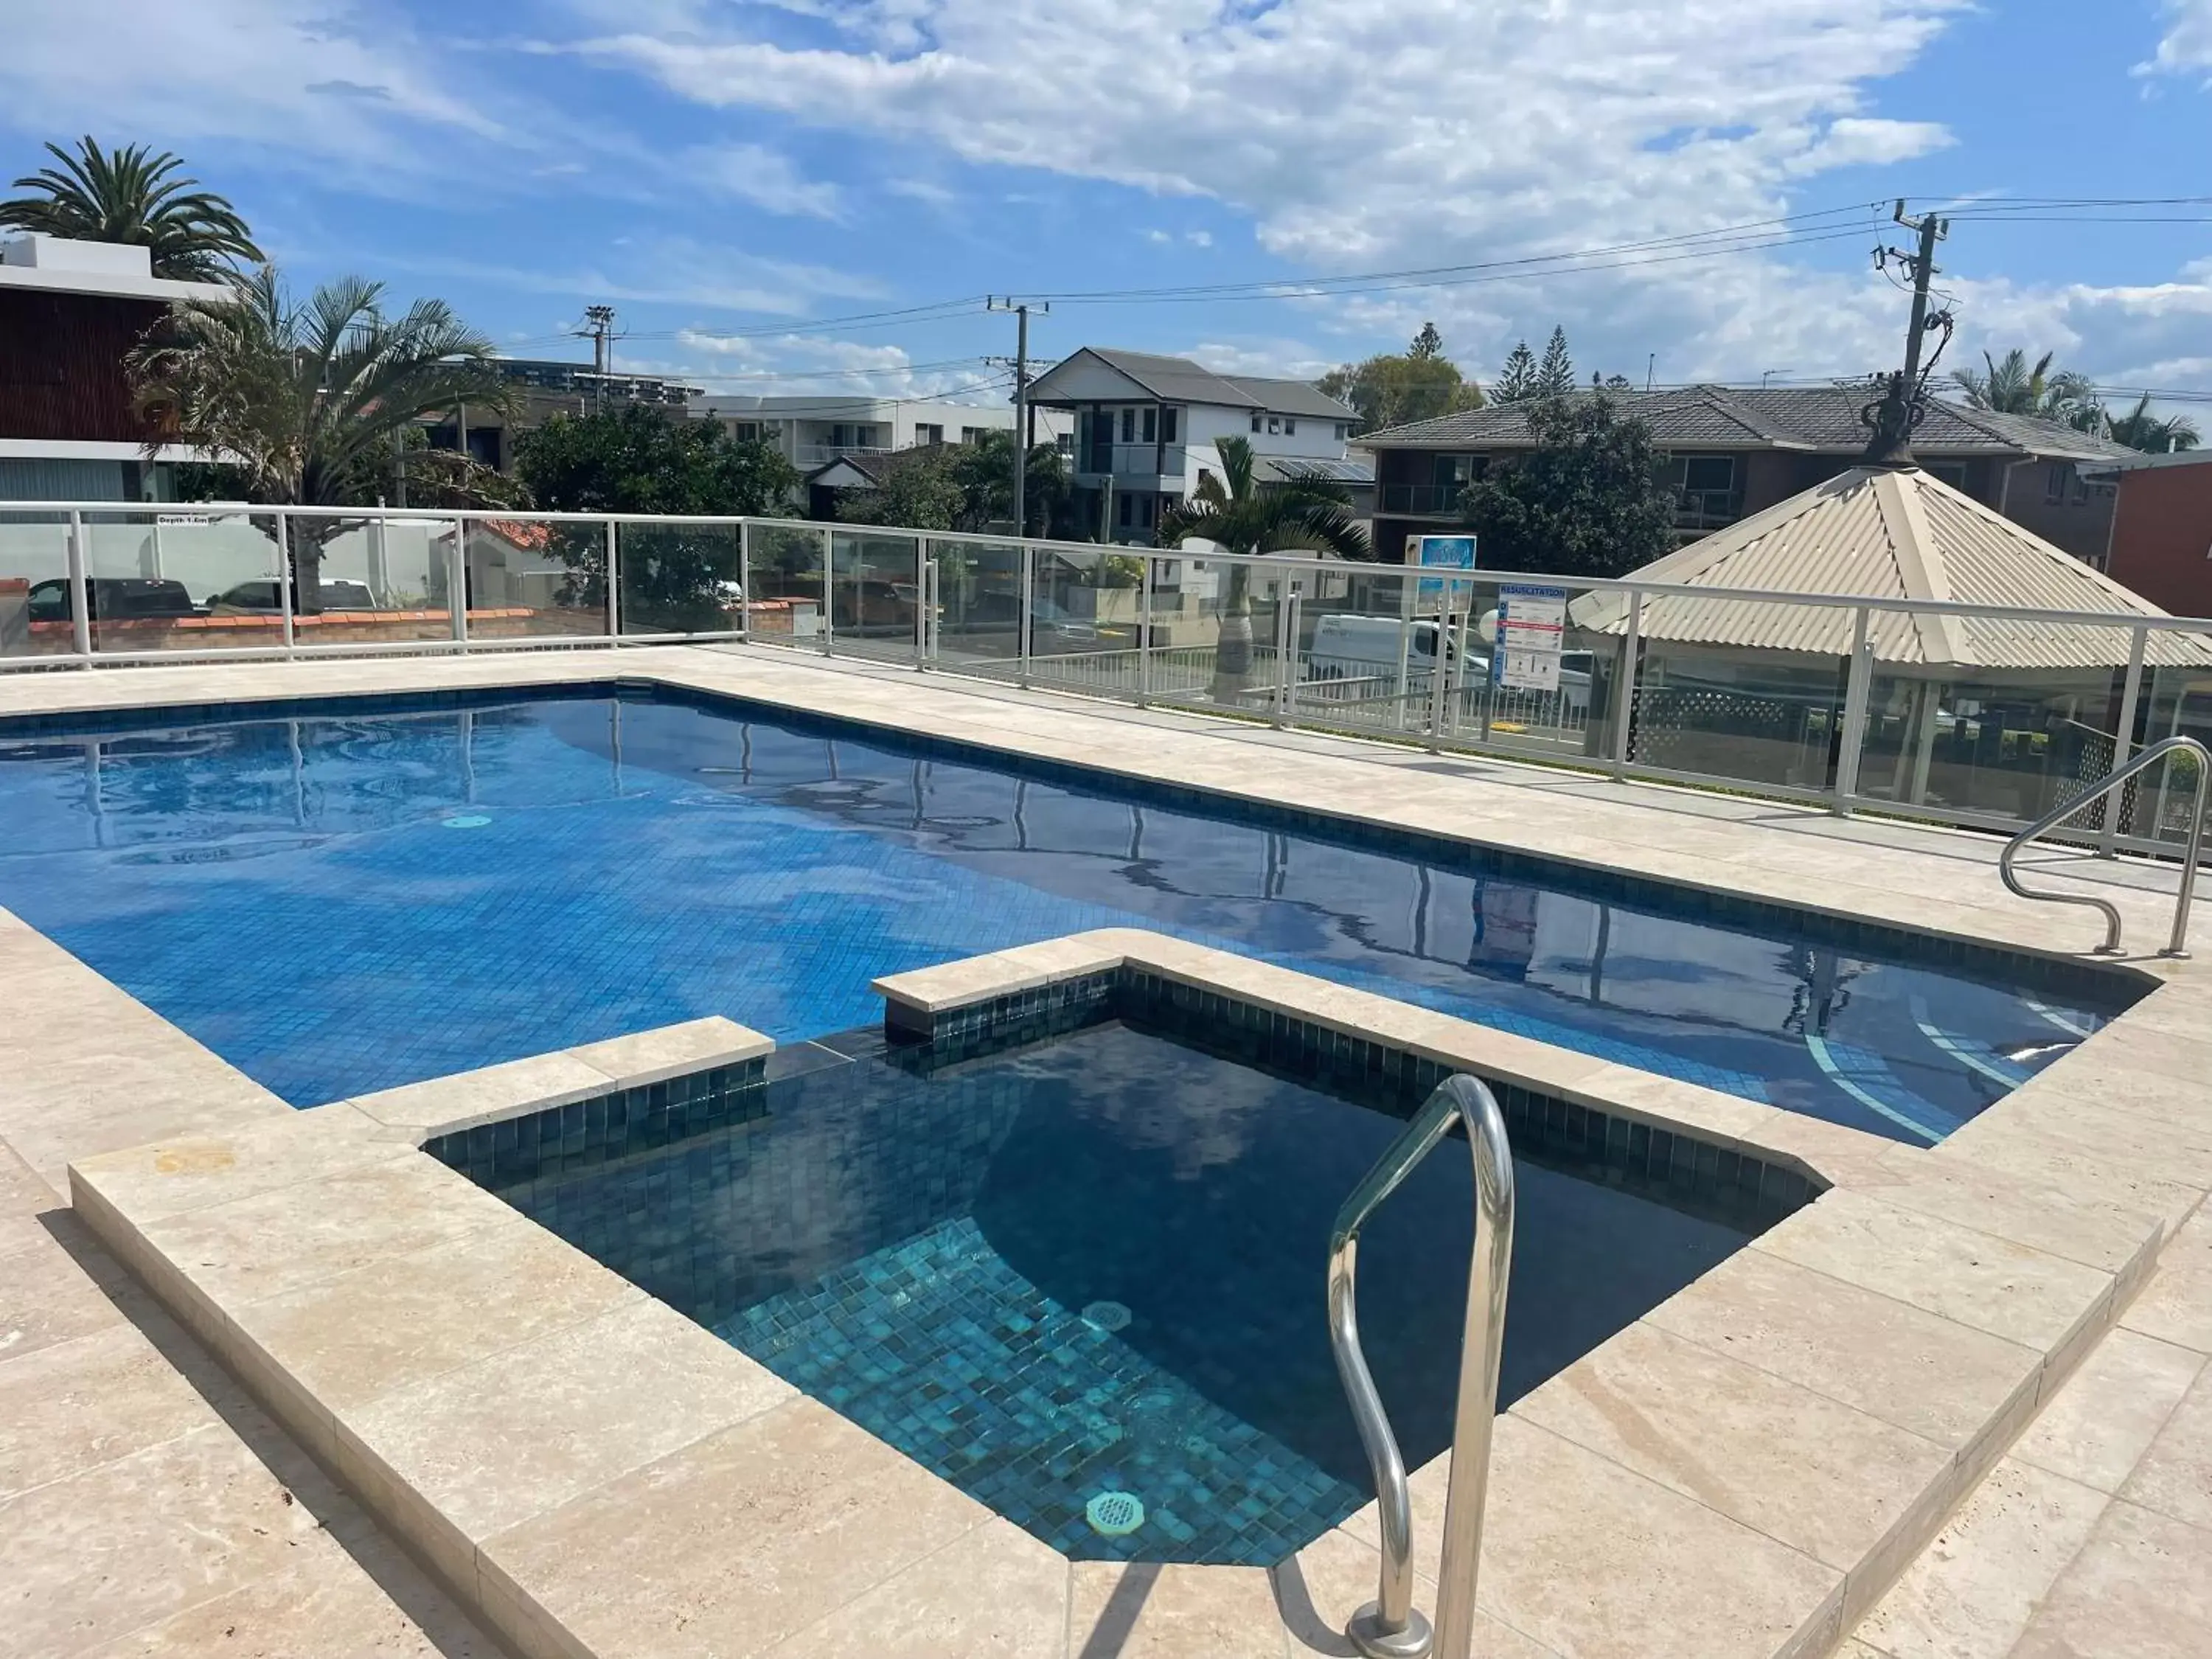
xmin=1023 ymin=348 xmax=1367 ymax=543
xmin=689 ymin=394 xmax=1068 ymax=471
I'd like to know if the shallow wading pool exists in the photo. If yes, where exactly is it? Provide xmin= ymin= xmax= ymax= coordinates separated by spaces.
xmin=0 ymin=682 xmax=2140 ymax=1138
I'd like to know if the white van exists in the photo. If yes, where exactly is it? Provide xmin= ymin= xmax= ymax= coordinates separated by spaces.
xmin=1306 ymin=615 xmax=1482 ymax=689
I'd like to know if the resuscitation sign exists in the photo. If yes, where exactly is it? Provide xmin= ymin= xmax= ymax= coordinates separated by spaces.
xmin=1492 ymin=583 xmax=1568 ymax=692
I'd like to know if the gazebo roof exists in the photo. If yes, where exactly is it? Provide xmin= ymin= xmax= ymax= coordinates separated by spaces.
xmin=1570 ymin=465 xmax=2212 ymax=671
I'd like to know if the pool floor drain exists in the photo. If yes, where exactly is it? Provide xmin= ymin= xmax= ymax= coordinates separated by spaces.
xmin=1082 ymin=1300 xmax=1132 ymax=1333
xmin=1085 ymin=1491 xmax=1146 ymax=1537
xmin=441 ymin=814 xmax=493 ymax=830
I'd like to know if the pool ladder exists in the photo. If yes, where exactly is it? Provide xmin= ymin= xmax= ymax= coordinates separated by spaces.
xmin=1326 ymin=1075 xmax=1515 ymax=1659
xmin=1997 ymin=734 xmax=2210 ymax=958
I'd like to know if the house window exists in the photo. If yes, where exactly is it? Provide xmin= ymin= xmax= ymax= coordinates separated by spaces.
xmin=1057 ymin=432 xmax=1074 ymax=454
xmin=1431 ymin=453 xmax=1480 ymax=488
xmin=1121 ymin=408 xmax=1136 ymax=442
xmin=1119 ymin=492 xmax=1135 ymax=527
xmin=1251 ymin=413 xmax=1263 ymax=433
xmin=1926 ymin=461 xmax=1968 ymax=490
xmin=914 ymin=422 xmax=944 ymax=445
xmin=726 ymin=421 xmax=762 ymax=442
xmin=1162 ymin=407 xmax=1180 ymax=443
xmin=1336 ymin=422 xmax=1352 ymax=441
xmin=1142 ymin=406 xmax=1157 ymax=443
xmin=2046 ymin=462 xmax=2069 ymax=504
xmin=1284 ymin=418 xmax=1296 ymax=436
xmin=961 ymin=426 xmax=986 ymax=444
xmin=1267 ymin=417 xmax=1282 ymax=434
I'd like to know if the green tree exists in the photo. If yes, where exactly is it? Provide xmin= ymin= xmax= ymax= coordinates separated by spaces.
xmin=1493 ymin=340 xmax=1539 ymax=403
xmin=516 ymin=405 xmax=799 ymax=633
xmin=1159 ymin=434 xmax=1370 ymax=700
xmin=837 ymin=434 xmax=1076 ymax=535
xmin=1318 ymin=321 xmax=1484 ymax=433
xmin=128 ymin=267 xmax=512 ymax=605
xmin=1459 ymin=395 xmax=1677 ymax=577
xmin=2104 ymin=393 xmax=2200 ymax=454
xmin=1534 ymin=325 xmax=1576 ymax=397
xmin=1 ymin=137 xmax=260 ymax=280
xmin=1953 ymin=349 xmax=2101 ymax=429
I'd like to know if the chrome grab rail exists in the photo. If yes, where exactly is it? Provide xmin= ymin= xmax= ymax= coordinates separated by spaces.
xmin=1326 ymin=1074 xmax=1515 ymax=1659
xmin=1997 ymin=735 xmax=2210 ymax=958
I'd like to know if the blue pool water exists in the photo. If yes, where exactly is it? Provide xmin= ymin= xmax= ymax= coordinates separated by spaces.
xmin=476 ymin=1020 xmax=1756 ymax=1564
xmin=0 ymin=687 xmax=2133 ymax=1139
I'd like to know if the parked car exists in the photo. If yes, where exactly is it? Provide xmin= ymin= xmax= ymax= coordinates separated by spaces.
xmin=1305 ymin=614 xmax=1467 ymax=686
xmin=209 ymin=579 xmax=378 ymax=613
xmin=24 ymin=577 xmax=198 ymax=624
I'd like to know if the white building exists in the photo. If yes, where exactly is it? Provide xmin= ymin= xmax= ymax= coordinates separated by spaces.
xmin=1024 ymin=347 xmax=1366 ymax=543
xmin=688 ymin=394 xmax=1071 ymax=470
xmin=0 ymin=234 xmax=232 ymax=501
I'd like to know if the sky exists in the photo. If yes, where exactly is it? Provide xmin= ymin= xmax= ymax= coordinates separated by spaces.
xmin=1 ymin=0 xmax=2210 ymax=416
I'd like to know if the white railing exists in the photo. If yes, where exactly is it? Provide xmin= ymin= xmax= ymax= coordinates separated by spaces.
xmin=6 ymin=501 xmax=2211 ymax=858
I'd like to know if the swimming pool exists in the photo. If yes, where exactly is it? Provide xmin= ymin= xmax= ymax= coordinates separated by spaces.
xmin=454 ymin=1018 xmax=1758 ymax=1564
xmin=0 ymin=684 xmax=2136 ymax=1139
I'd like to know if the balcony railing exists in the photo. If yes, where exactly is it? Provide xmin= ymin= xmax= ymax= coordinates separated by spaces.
xmin=1378 ymin=483 xmax=1470 ymax=517
xmin=796 ymin=443 xmax=894 ymax=467
xmin=1074 ymin=443 xmax=1188 ymax=480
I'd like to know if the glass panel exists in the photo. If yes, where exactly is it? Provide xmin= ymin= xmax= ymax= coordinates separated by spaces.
xmin=829 ymin=529 xmax=922 ymax=664
xmin=1426 ymin=577 xmax=1610 ymax=763
xmin=0 ymin=513 xmax=74 ymax=661
xmin=616 ymin=522 xmax=742 ymax=636
xmin=2130 ymin=641 xmax=2212 ymax=849
xmin=926 ymin=538 xmax=1023 ymax=676
xmin=1029 ymin=544 xmax=1144 ymax=696
xmin=1854 ymin=613 xmax=2138 ymax=827
xmin=83 ymin=509 xmax=285 ymax=655
xmin=460 ymin=520 xmax=610 ymax=642
xmin=1628 ymin=630 xmax=1848 ymax=795
xmin=1140 ymin=552 xmax=1284 ymax=713
xmin=305 ymin=517 xmax=456 ymax=645
xmin=745 ymin=524 xmax=830 ymax=646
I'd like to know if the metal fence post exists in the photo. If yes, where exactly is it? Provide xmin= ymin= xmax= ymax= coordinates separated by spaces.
xmin=275 ymin=510 xmax=296 ymax=657
xmin=1609 ymin=589 xmax=1642 ymax=777
xmin=1273 ymin=586 xmax=1298 ymax=727
xmin=450 ymin=518 xmax=469 ymax=647
xmin=1018 ymin=542 xmax=1034 ymax=688
xmin=914 ymin=536 xmax=930 ymax=669
xmin=2102 ymin=622 xmax=2149 ymax=855
xmin=1832 ymin=606 xmax=1874 ymax=813
xmin=819 ymin=527 xmax=835 ymax=656
xmin=64 ymin=509 xmax=91 ymax=664
xmin=734 ymin=521 xmax=749 ymax=644
xmin=1136 ymin=553 xmax=1154 ymax=706
xmin=605 ymin=521 xmax=622 ymax=642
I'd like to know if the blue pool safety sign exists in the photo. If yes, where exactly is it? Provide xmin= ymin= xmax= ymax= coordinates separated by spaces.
xmin=1492 ymin=584 xmax=1568 ymax=691
xmin=1412 ymin=534 xmax=1477 ymax=602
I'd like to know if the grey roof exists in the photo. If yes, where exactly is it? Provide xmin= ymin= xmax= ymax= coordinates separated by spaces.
xmin=1568 ymin=465 xmax=2212 ymax=670
xmin=1032 ymin=348 xmax=1352 ymax=419
xmin=1357 ymin=384 xmax=2139 ymax=463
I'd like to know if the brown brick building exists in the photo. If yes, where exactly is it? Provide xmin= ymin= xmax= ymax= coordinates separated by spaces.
xmin=2081 ymin=448 xmax=2212 ymax=618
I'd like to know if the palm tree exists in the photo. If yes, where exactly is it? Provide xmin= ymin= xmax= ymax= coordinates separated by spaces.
xmin=2105 ymin=393 xmax=2201 ymax=455
xmin=1 ymin=138 xmax=260 ymax=279
xmin=1158 ymin=434 xmax=1371 ymax=701
xmin=1953 ymin=349 xmax=2102 ymax=431
xmin=128 ymin=267 xmax=512 ymax=607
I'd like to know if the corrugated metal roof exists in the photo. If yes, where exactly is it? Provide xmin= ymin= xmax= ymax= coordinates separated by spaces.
xmin=1360 ymin=384 xmax=2139 ymax=462
xmin=1031 ymin=349 xmax=1354 ymax=420
xmin=1568 ymin=465 xmax=2212 ymax=670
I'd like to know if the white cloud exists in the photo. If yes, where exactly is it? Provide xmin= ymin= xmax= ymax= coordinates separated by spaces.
xmin=1782 ymin=116 xmax=1952 ymax=175
xmin=1186 ymin=229 xmax=1214 ymax=248
xmin=1144 ymin=229 xmax=1173 ymax=244
xmin=2141 ymin=0 xmax=2212 ymax=76
xmin=683 ymin=143 xmax=846 ymax=219
xmin=653 ymin=329 xmax=1005 ymax=397
xmin=382 ymin=238 xmax=888 ymax=315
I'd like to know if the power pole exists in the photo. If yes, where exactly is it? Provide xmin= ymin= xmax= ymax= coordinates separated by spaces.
xmin=987 ymin=297 xmax=1048 ymax=535
xmin=1863 ymin=202 xmax=1952 ymax=464
xmin=577 ymin=305 xmax=618 ymax=416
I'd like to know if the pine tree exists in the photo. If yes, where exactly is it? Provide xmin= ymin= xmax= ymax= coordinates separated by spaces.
xmin=1534 ymin=325 xmax=1574 ymax=397
xmin=1495 ymin=340 xmax=1538 ymax=403
xmin=1408 ymin=321 xmax=1445 ymax=361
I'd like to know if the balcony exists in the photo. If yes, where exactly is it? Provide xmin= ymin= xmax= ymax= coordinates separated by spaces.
xmin=1377 ymin=483 xmax=1470 ymax=518
xmin=796 ymin=442 xmax=894 ymax=467
xmin=1074 ymin=442 xmax=1188 ymax=483
xmin=1674 ymin=487 xmax=1745 ymax=533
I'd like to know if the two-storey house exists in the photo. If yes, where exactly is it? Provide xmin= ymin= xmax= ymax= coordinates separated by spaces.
xmin=1023 ymin=348 xmax=1367 ymax=543
xmin=1358 ymin=383 xmax=2140 ymax=569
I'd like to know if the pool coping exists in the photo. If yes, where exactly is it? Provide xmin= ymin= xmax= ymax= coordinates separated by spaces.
xmin=66 ymin=930 xmax=2175 ymax=1659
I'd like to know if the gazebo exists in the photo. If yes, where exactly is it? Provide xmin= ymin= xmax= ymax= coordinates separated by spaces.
xmin=1568 ymin=465 xmax=2212 ymax=816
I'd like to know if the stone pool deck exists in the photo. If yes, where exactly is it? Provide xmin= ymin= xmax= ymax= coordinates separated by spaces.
xmin=1 ymin=642 xmax=2208 ymax=1658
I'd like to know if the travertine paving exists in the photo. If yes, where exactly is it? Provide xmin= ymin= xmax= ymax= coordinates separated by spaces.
xmin=3 ymin=643 xmax=2209 ymax=1658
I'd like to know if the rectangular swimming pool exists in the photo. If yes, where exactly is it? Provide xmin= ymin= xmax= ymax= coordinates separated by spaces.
xmin=0 ymin=682 xmax=2140 ymax=1141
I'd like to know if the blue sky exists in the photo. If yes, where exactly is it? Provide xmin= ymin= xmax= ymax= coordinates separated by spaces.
xmin=3 ymin=0 xmax=2210 ymax=414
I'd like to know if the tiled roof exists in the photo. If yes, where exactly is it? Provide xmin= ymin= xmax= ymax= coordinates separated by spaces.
xmin=1220 ymin=375 xmax=1357 ymax=421
xmin=1358 ymin=384 xmax=2140 ymax=462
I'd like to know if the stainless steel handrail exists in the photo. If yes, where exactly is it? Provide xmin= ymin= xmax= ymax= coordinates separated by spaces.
xmin=1326 ymin=1074 xmax=1515 ymax=1659
xmin=1998 ymin=734 xmax=2211 ymax=957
